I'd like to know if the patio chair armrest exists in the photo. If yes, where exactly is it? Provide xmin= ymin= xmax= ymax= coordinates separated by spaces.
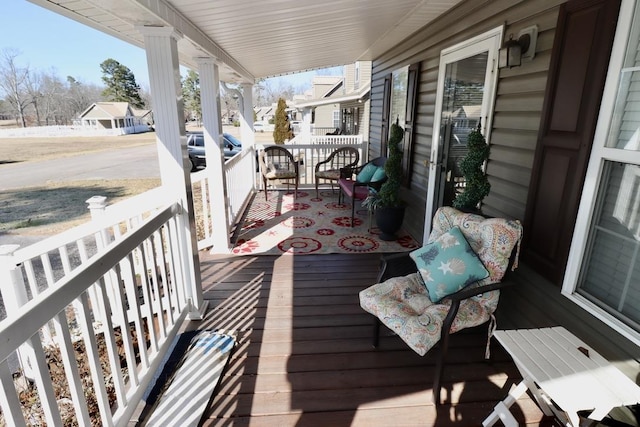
xmin=315 ymin=155 xmax=333 ymax=173
xmin=377 ymin=252 xmax=417 ymax=283
xmin=340 ymin=165 xmax=358 ymax=179
xmin=443 ymin=278 xmax=515 ymax=303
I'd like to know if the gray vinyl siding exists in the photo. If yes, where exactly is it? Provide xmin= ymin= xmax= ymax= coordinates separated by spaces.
xmin=367 ymin=0 xmax=640 ymax=379
xmin=369 ymin=0 xmax=565 ymax=243
xmin=314 ymin=104 xmax=340 ymax=129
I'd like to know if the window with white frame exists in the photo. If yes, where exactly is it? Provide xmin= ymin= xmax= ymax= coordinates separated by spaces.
xmin=332 ymin=110 xmax=340 ymax=129
xmin=566 ymin=0 xmax=640 ymax=344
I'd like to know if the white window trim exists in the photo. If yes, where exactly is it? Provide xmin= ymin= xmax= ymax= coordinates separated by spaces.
xmin=563 ymin=0 xmax=640 ymax=346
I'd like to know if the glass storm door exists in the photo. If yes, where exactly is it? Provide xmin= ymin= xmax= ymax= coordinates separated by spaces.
xmin=423 ymin=28 xmax=501 ymax=239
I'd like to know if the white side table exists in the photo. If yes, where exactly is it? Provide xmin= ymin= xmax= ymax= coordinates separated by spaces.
xmin=483 ymin=327 xmax=640 ymax=427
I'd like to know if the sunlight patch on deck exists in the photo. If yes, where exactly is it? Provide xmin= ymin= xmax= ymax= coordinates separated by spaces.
xmin=145 ymin=331 xmax=236 ymax=427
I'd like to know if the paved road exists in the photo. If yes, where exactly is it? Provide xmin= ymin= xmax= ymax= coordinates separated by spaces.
xmin=0 ymin=144 xmax=160 ymax=191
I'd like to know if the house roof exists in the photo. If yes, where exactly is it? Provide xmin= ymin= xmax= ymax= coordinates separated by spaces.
xmin=132 ymin=108 xmax=152 ymax=118
xmin=80 ymin=102 xmax=133 ymax=119
xmin=295 ymin=83 xmax=371 ymax=109
xmin=28 ymin=0 xmax=462 ymax=84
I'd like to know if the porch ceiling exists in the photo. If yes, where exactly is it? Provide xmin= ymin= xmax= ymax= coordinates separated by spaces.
xmin=28 ymin=0 xmax=462 ymax=83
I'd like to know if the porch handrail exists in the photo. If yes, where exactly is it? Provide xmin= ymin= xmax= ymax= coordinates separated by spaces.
xmin=190 ymin=148 xmax=254 ymax=251
xmin=11 ymin=186 xmax=171 ymax=262
xmin=223 ymin=148 xmax=254 ymax=226
xmin=0 ymin=190 xmax=191 ymax=426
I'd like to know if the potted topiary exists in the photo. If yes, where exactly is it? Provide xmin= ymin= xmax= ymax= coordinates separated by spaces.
xmin=364 ymin=119 xmax=406 ymax=240
xmin=452 ymin=123 xmax=491 ymax=212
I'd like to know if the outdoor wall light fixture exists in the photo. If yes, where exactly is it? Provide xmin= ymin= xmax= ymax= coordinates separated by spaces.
xmin=499 ymin=25 xmax=538 ymax=69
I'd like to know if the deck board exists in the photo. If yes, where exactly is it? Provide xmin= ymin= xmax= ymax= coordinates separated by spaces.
xmin=194 ymin=253 xmax=549 ymax=426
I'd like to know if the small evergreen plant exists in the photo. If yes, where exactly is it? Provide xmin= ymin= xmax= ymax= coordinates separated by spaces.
xmin=273 ymin=98 xmax=293 ymax=144
xmin=452 ymin=123 xmax=491 ymax=210
xmin=364 ymin=119 xmax=404 ymax=210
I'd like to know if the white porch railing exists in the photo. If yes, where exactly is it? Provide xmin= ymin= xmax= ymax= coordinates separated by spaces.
xmin=190 ymin=134 xmax=364 ymax=251
xmin=190 ymin=147 xmax=255 ymax=251
xmin=284 ymin=134 xmax=365 ymax=187
xmin=0 ymin=187 xmax=193 ymax=426
xmin=223 ymin=148 xmax=255 ymax=226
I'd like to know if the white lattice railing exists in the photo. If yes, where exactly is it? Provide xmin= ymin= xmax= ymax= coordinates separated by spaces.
xmin=190 ymin=147 xmax=255 ymax=251
xmin=223 ymin=148 xmax=255 ymax=226
xmin=283 ymin=134 xmax=365 ymax=187
xmin=0 ymin=187 xmax=193 ymax=426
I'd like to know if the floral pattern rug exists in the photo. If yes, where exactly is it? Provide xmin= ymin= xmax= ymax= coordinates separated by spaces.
xmin=231 ymin=190 xmax=419 ymax=255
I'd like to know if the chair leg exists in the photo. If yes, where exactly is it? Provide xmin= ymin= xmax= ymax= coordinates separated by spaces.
xmin=315 ymin=180 xmax=319 ymax=199
xmin=351 ymin=197 xmax=356 ymax=227
xmin=433 ymin=300 xmax=461 ymax=406
xmin=263 ymin=177 xmax=268 ymax=201
xmin=372 ymin=318 xmax=380 ymax=348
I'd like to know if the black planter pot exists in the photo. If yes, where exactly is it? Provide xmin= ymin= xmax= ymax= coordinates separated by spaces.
xmin=375 ymin=206 xmax=406 ymax=241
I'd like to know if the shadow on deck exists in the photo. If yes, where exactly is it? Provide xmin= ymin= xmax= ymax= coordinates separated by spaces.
xmin=188 ymin=252 xmax=554 ymax=426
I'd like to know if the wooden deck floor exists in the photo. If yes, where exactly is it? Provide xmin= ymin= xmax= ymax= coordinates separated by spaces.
xmin=190 ymin=252 xmax=552 ymax=426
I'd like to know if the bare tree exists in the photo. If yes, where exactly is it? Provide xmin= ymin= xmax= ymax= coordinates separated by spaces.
xmin=0 ymin=49 xmax=30 ymax=127
xmin=65 ymin=76 xmax=102 ymax=124
xmin=25 ymin=69 xmax=45 ymax=126
xmin=261 ymin=79 xmax=296 ymax=105
xmin=38 ymin=71 xmax=66 ymax=125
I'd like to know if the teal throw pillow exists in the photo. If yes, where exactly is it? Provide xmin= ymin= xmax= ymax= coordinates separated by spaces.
xmin=409 ymin=226 xmax=489 ymax=302
xmin=356 ymin=162 xmax=378 ymax=183
xmin=371 ymin=166 xmax=386 ymax=182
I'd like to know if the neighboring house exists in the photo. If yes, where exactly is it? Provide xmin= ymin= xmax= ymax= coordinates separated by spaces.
xmin=294 ymin=62 xmax=372 ymax=137
xmin=254 ymin=106 xmax=273 ymax=123
xmin=132 ymin=107 xmax=153 ymax=126
xmin=79 ymin=102 xmax=150 ymax=133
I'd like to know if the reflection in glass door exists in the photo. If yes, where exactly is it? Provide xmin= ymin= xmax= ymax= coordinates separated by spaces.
xmin=424 ymin=28 xmax=501 ymax=239
xmin=437 ymin=53 xmax=488 ymax=208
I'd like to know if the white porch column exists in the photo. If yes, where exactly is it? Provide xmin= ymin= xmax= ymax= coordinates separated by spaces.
xmin=240 ymin=83 xmax=255 ymax=146
xmin=197 ymin=57 xmax=231 ymax=251
xmin=137 ymin=25 xmax=206 ymax=320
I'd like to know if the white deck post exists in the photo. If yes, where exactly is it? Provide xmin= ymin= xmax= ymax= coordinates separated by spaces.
xmin=137 ymin=25 xmax=206 ymax=320
xmin=85 ymin=196 xmax=109 ymax=321
xmin=197 ymin=57 xmax=231 ymax=251
xmin=0 ymin=245 xmax=36 ymax=380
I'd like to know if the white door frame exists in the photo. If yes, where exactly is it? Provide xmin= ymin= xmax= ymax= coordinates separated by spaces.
xmin=423 ymin=26 xmax=503 ymax=242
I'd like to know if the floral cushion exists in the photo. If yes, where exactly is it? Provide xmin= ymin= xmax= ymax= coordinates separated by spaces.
xmin=359 ymin=206 xmax=523 ymax=356
xmin=316 ymin=169 xmax=341 ymax=180
xmin=265 ymin=169 xmax=296 ymax=179
xmin=410 ymin=226 xmax=489 ymax=302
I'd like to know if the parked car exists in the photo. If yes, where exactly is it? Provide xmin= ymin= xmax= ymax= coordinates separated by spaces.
xmin=254 ymin=121 xmax=274 ymax=132
xmin=186 ymin=132 xmax=242 ymax=171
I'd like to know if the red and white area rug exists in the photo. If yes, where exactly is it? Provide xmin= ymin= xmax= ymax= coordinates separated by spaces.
xmin=231 ymin=190 xmax=419 ymax=255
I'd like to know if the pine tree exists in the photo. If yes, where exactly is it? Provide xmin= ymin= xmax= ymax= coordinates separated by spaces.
xmin=273 ymin=98 xmax=293 ymax=144
xmin=182 ymin=70 xmax=201 ymax=122
xmin=100 ymin=58 xmax=144 ymax=108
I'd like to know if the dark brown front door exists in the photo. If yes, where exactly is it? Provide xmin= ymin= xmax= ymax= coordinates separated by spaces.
xmin=524 ymin=0 xmax=620 ymax=285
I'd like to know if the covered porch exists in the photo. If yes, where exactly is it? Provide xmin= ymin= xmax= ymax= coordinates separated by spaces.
xmin=2 ymin=0 xmax=639 ymax=424
xmin=172 ymin=252 xmax=551 ymax=426
xmin=144 ymin=222 xmax=639 ymax=426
